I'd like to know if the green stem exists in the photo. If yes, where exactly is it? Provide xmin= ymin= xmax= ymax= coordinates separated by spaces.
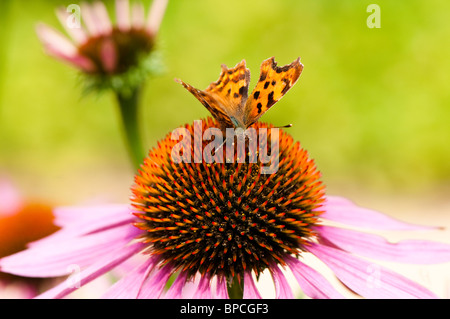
xmin=227 ymin=276 xmax=244 ymax=299
xmin=115 ymin=87 xmax=145 ymax=170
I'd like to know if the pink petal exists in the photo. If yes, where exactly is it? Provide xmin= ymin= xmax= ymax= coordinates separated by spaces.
xmin=322 ymin=196 xmax=436 ymax=231
xmin=164 ymin=271 xmax=189 ymax=299
xmin=215 ymin=277 xmax=229 ymax=299
xmin=284 ymin=255 xmax=344 ymax=299
xmin=92 ymin=1 xmax=113 ymax=34
xmin=131 ymin=2 xmax=145 ymax=29
xmin=243 ymin=271 xmax=262 ymax=299
xmin=102 ymin=256 xmax=157 ymax=298
xmin=36 ymin=242 xmax=145 ymax=299
xmin=29 ymin=204 xmax=136 ymax=247
xmin=46 ymin=47 xmax=96 ymax=72
xmin=324 ymin=196 xmax=354 ymax=206
xmin=270 ymin=265 xmax=294 ymax=299
xmin=55 ymin=6 xmax=88 ymax=44
xmin=176 ymin=278 xmax=199 ymax=298
xmin=307 ymin=243 xmax=438 ymax=299
xmin=116 ymin=0 xmax=130 ymax=31
xmin=36 ymin=24 xmax=95 ymax=72
xmin=0 ymin=224 xmax=139 ymax=277
xmin=192 ymin=274 xmax=212 ymax=299
xmin=36 ymin=23 xmax=78 ymax=56
xmin=100 ymin=38 xmax=118 ymax=74
xmin=0 ymin=178 xmax=23 ymax=217
xmin=317 ymin=225 xmax=450 ymax=264
xmin=137 ymin=264 xmax=173 ymax=298
xmin=147 ymin=0 xmax=168 ymax=36
xmin=80 ymin=3 xmax=100 ymax=36
xmin=53 ymin=204 xmax=131 ymax=227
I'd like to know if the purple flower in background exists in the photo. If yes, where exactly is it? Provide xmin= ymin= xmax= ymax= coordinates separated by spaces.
xmin=35 ymin=0 xmax=170 ymax=168
xmin=36 ymin=0 xmax=167 ymax=78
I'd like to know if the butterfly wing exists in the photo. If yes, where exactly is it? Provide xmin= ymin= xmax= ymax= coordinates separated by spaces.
xmin=244 ymin=57 xmax=303 ymax=128
xmin=175 ymin=78 xmax=235 ymax=128
xmin=176 ymin=60 xmax=250 ymax=129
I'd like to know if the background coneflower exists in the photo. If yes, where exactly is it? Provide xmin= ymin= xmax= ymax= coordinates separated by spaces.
xmin=0 ymin=177 xmax=59 ymax=298
xmin=36 ymin=0 xmax=169 ymax=169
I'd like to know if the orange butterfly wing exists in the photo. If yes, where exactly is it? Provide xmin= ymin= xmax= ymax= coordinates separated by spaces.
xmin=175 ymin=79 xmax=234 ymax=128
xmin=244 ymin=57 xmax=303 ymax=127
xmin=176 ymin=60 xmax=250 ymax=129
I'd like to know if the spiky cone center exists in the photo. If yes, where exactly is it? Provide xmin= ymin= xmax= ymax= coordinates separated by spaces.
xmin=132 ymin=118 xmax=325 ymax=283
xmin=78 ymin=27 xmax=154 ymax=75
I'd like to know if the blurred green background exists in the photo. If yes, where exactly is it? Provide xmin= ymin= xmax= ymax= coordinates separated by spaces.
xmin=0 ymin=0 xmax=449 ymax=214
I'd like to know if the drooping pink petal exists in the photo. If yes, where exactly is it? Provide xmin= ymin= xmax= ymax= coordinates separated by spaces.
xmin=164 ymin=271 xmax=189 ymax=299
xmin=102 ymin=256 xmax=157 ymax=298
xmin=137 ymin=264 xmax=173 ymax=298
xmin=36 ymin=23 xmax=77 ymax=55
xmin=100 ymin=38 xmax=118 ymax=74
xmin=80 ymin=3 xmax=100 ymax=36
xmin=270 ymin=265 xmax=294 ymax=299
xmin=284 ymin=255 xmax=344 ymax=299
xmin=92 ymin=1 xmax=113 ymax=34
xmin=215 ymin=277 xmax=229 ymax=299
xmin=116 ymin=0 xmax=130 ymax=31
xmin=53 ymin=204 xmax=131 ymax=228
xmin=317 ymin=225 xmax=450 ymax=264
xmin=0 ymin=178 xmax=23 ymax=217
xmin=307 ymin=243 xmax=438 ymax=299
xmin=130 ymin=2 xmax=144 ymax=29
xmin=324 ymin=196 xmax=353 ymax=206
xmin=243 ymin=271 xmax=262 ymax=299
xmin=147 ymin=0 xmax=168 ymax=36
xmin=55 ymin=6 xmax=88 ymax=44
xmin=193 ymin=273 xmax=212 ymax=298
xmin=322 ymin=196 xmax=436 ymax=231
xmin=178 ymin=276 xmax=199 ymax=298
xmin=0 ymin=224 xmax=139 ymax=277
xmin=45 ymin=46 xmax=96 ymax=72
xmin=29 ymin=204 xmax=135 ymax=247
xmin=36 ymin=242 xmax=145 ymax=299
xmin=36 ymin=23 xmax=95 ymax=71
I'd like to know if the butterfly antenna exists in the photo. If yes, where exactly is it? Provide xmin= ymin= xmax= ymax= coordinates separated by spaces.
xmin=274 ymin=124 xmax=293 ymax=129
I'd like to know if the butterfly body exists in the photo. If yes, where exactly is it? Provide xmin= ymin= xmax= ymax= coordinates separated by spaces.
xmin=176 ymin=57 xmax=303 ymax=131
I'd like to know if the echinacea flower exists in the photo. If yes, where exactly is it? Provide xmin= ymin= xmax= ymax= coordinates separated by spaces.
xmin=36 ymin=0 xmax=167 ymax=87
xmin=0 ymin=118 xmax=449 ymax=299
xmin=36 ymin=0 xmax=169 ymax=168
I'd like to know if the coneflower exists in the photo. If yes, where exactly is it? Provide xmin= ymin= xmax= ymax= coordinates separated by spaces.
xmin=36 ymin=0 xmax=169 ymax=168
xmin=1 ymin=59 xmax=450 ymax=299
xmin=36 ymin=0 xmax=167 ymax=83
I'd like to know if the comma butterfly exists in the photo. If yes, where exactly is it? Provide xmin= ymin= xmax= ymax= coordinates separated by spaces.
xmin=175 ymin=57 xmax=303 ymax=131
